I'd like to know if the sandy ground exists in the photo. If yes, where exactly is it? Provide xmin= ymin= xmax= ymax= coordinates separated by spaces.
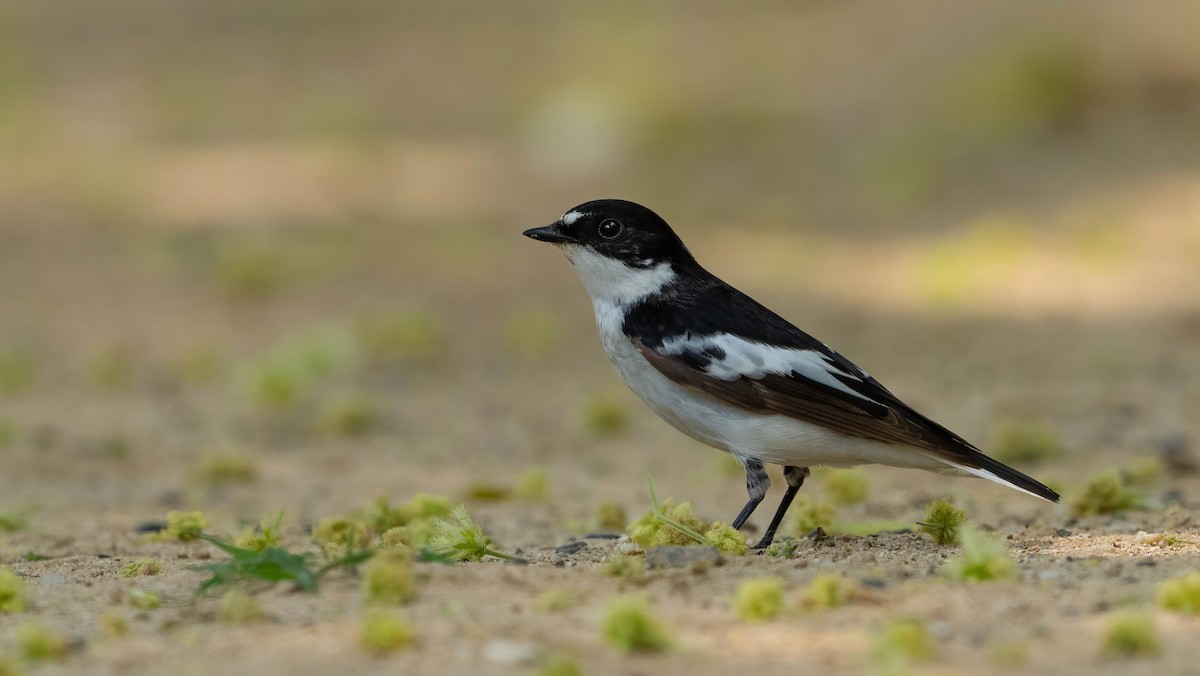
xmin=0 ymin=219 xmax=1198 ymax=676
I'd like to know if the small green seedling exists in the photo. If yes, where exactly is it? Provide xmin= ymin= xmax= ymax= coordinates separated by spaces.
xmin=764 ymin=538 xmax=800 ymax=558
xmin=628 ymin=477 xmax=748 ymax=554
xmin=515 ymin=468 xmax=550 ymax=501
xmin=0 ymin=567 xmax=26 ymax=613
xmin=312 ymin=517 xmax=371 ymax=556
xmin=99 ymin=611 xmax=130 ymax=639
xmin=534 ymin=587 xmax=582 ymax=612
xmin=872 ymin=618 xmax=935 ymax=667
xmin=235 ymin=512 xmax=284 ymax=552
xmin=127 ymin=588 xmax=161 ymax=610
xmin=17 ymin=623 xmax=67 ymax=661
xmin=1156 ymin=572 xmax=1200 ymax=615
xmin=601 ymin=595 xmax=671 ymax=654
xmin=603 ymin=553 xmax=645 ymax=578
xmin=193 ymin=452 xmax=257 ymax=485
xmin=165 ymin=510 xmax=208 ymax=542
xmin=0 ymin=513 xmax=26 ymax=532
xmin=789 ymin=496 xmax=835 ymax=536
xmin=919 ymin=498 xmax=967 ymax=545
xmin=824 ymin=469 xmax=870 ymax=505
xmin=1102 ymin=612 xmax=1159 ymax=659
xmin=945 ymin=527 xmax=1017 ymax=582
xmin=991 ymin=421 xmax=1063 ymax=464
xmin=119 ymin=558 xmax=163 ymax=578
xmin=463 ymin=482 xmax=512 ymax=502
xmin=806 ymin=573 xmax=853 ymax=610
xmin=581 ymin=394 xmax=629 ymax=436
xmin=704 ymin=523 xmax=750 ymax=556
xmin=427 ymin=504 xmax=520 ymax=561
xmin=1071 ymin=471 xmax=1142 ymax=517
xmin=362 ymin=549 xmax=416 ymax=605
xmin=360 ymin=611 xmax=415 ymax=654
xmin=194 ymin=529 xmax=373 ymax=594
xmin=733 ymin=577 xmax=785 ymax=622
xmin=217 ymin=590 xmax=269 ymax=624
xmin=594 ymin=502 xmax=628 ymax=532
xmin=317 ymin=396 xmax=381 ymax=438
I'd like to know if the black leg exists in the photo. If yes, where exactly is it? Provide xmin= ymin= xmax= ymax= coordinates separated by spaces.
xmin=731 ymin=458 xmax=769 ymax=530
xmin=751 ymin=465 xmax=809 ymax=549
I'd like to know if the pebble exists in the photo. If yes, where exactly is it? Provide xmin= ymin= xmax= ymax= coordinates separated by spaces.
xmin=613 ymin=535 xmax=644 ymax=556
xmin=554 ymin=541 xmax=588 ymax=556
xmin=39 ymin=574 xmax=67 ymax=586
xmin=644 ymin=546 xmax=722 ymax=570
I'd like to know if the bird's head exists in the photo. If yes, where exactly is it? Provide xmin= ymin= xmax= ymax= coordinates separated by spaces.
xmin=523 ymin=200 xmax=698 ymax=305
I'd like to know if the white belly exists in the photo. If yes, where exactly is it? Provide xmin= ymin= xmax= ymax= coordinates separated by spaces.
xmin=594 ymin=302 xmax=945 ymax=471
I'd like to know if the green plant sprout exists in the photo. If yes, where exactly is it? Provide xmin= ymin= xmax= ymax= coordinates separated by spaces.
xmin=98 ymin=611 xmax=131 ymax=640
xmin=165 ymin=510 xmax=208 ymax=542
xmin=872 ymin=618 xmax=935 ymax=667
xmin=0 ymin=513 xmax=27 ymax=532
xmin=823 ymin=469 xmax=870 ymax=505
xmin=602 ymin=553 xmax=645 ymax=578
xmin=764 ymin=538 xmax=800 ymax=558
xmin=534 ymin=587 xmax=582 ymax=612
xmin=193 ymin=526 xmax=374 ymax=594
xmin=601 ymin=595 xmax=672 ymax=654
xmin=945 ymin=527 xmax=1018 ymax=582
xmin=193 ymin=452 xmax=258 ymax=485
xmin=17 ymin=623 xmax=67 ymax=662
xmin=1102 ymin=612 xmax=1159 ymax=659
xmin=217 ymin=590 xmax=269 ymax=624
xmin=733 ymin=577 xmax=785 ymax=621
xmin=594 ymin=502 xmax=628 ymax=531
xmin=788 ymin=496 xmax=835 ymax=536
xmin=628 ymin=476 xmax=749 ymax=554
xmin=0 ymin=567 xmax=26 ymax=613
xmin=235 ymin=512 xmax=284 ymax=552
xmin=427 ymin=504 xmax=521 ymax=561
xmin=919 ymin=498 xmax=967 ymax=545
xmin=1156 ymin=572 xmax=1200 ymax=615
xmin=1071 ymin=471 xmax=1142 ymax=517
xmin=127 ymin=588 xmax=161 ymax=610
xmin=581 ymin=394 xmax=629 ymax=436
xmin=360 ymin=610 xmax=415 ymax=654
xmin=806 ymin=573 xmax=853 ymax=610
xmin=118 ymin=558 xmax=163 ymax=578
xmin=515 ymin=468 xmax=550 ymax=501
xmin=362 ymin=549 xmax=416 ymax=605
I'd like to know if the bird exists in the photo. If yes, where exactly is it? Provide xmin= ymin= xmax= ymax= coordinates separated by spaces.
xmin=523 ymin=199 xmax=1059 ymax=549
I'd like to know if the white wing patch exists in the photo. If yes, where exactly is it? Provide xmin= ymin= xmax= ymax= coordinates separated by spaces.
xmin=658 ymin=333 xmax=873 ymax=402
xmin=561 ymin=210 xmax=586 ymax=225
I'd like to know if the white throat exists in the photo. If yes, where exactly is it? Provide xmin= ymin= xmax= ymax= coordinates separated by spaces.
xmin=561 ymin=245 xmax=676 ymax=309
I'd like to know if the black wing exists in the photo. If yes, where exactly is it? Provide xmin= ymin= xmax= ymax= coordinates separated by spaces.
xmin=624 ymin=276 xmax=1059 ymax=502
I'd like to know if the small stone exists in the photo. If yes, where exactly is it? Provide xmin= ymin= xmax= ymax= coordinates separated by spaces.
xmin=555 ymin=541 xmax=588 ymax=556
xmin=861 ymin=578 xmax=887 ymax=589
xmin=1056 ymin=529 xmax=1073 ymax=537
xmin=135 ymin=521 xmax=167 ymax=534
xmin=584 ymin=532 xmax=621 ymax=540
xmin=39 ymin=574 xmax=67 ymax=586
xmin=482 ymin=640 xmax=538 ymax=666
xmin=644 ymin=546 xmax=722 ymax=570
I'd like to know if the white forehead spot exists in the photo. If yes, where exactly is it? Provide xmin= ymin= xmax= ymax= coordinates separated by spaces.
xmin=561 ymin=210 xmax=586 ymax=225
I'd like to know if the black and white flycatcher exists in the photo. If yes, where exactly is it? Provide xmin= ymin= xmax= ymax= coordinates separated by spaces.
xmin=524 ymin=199 xmax=1059 ymax=548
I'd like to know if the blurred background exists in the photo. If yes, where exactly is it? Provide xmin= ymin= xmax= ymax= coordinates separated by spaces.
xmin=1 ymin=0 xmax=1199 ymax=522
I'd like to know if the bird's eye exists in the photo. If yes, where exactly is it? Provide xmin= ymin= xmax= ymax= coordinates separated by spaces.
xmin=598 ymin=219 xmax=623 ymax=239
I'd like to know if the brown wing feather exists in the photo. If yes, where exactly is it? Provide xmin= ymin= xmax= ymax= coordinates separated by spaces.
xmin=635 ymin=340 xmax=945 ymax=452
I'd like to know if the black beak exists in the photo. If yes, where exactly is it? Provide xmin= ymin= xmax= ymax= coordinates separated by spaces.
xmin=523 ymin=223 xmax=578 ymax=244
